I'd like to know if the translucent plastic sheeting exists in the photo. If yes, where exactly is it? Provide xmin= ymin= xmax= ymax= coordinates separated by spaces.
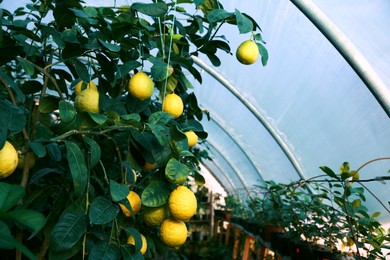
xmin=191 ymin=0 xmax=390 ymax=221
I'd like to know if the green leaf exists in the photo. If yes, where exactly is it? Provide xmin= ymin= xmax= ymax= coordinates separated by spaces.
xmin=372 ymin=212 xmax=381 ymax=218
xmin=16 ymin=57 xmax=35 ymax=76
xmin=193 ymin=0 xmax=205 ymax=7
xmin=0 ymin=221 xmax=37 ymax=259
xmin=89 ymin=196 xmax=119 ymax=225
xmin=6 ymin=209 xmax=46 ymax=234
xmin=319 ymin=166 xmax=339 ymax=179
xmin=123 ymin=227 xmax=143 ymax=253
xmin=0 ymin=183 xmax=25 ymax=212
xmin=340 ymin=162 xmax=350 ymax=174
xmin=72 ymin=58 xmax=90 ymax=82
xmin=148 ymin=124 xmax=167 ymax=146
xmin=148 ymin=111 xmax=173 ymax=125
xmin=89 ymin=240 xmax=121 ymax=260
xmin=116 ymin=61 xmax=141 ymax=78
xmin=83 ymin=137 xmax=101 ymax=167
xmin=194 ymin=171 xmax=206 ymax=186
xmin=29 ymin=140 xmax=46 ymax=158
xmin=132 ymin=2 xmax=167 ymax=17
xmin=151 ymin=63 xmax=169 ymax=81
xmin=109 ymin=180 xmax=129 ymax=202
xmin=39 ymin=96 xmax=60 ymax=113
xmin=65 ymin=141 xmax=88 ymax=198
xmin=141 ymin=180 xmax=171 ymax=207
xmin=89 ymin=113 xmax=108 ymax=125
xmin=0 ymin=99 xmax=26 ymax=134
xmin=59 ymin=100 xmax=76 ymax=123
xmin=235 ymin=9 xmax=253 ymax=34
xmin=352 ymin=199 xmax=361 ymax=208
xmin=50 ymin=212 xmax=88 ymax=253
xmin=257 ymin=42 xmax=268 ymax=66
xmin=165 ymin=158 xmax=191 ymax=184
xmin=206 ymin=9 xmax=233 ymax=23
xmin=98 ymin=39 xmax=121 ymax=52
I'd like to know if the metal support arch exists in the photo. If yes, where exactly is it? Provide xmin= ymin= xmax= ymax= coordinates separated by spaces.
xmin=206 ymin=140 xmax=251 ymax=194
xmin=191 ymin=55 xmax=307 ymax=180
xmin=208 ymin=113 xmax=265 ymax=182
xmin=291 ymin=0 xmax=390 ymax=118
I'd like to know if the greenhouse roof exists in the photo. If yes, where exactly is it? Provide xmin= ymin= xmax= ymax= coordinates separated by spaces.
xmin=3 ymin=0 xmax=390 ymax=222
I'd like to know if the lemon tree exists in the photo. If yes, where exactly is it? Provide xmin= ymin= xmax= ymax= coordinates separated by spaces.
xmin=0 ymin=0 xmax=267 ymax=259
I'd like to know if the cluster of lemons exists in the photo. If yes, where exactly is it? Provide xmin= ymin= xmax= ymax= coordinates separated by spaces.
xmin=119 ymin=185 xmax=198 ymax=255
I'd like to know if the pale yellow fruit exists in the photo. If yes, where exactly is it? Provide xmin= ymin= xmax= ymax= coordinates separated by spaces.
xmin=127 ymin=233 xmax=147 ymax=255
xmin=17 ymin=152 xmax=36 ymax=169
xmin=0 ymin=141 xmax=18 ymax=179
xmin=75 ymin=88 xmax=99 ymax=113
xmin=184 ymin=131 xmax=198 ymax=148
xmin=168 ymin=186 xmax=197 ymax=222
xmin=143 ymin=205 xmax=168 ymax=226
xmin=162 ymin=93 xmax=183 ymax=119
xmin=236 ymin=40 xmax=259 ymax=65
xmin=119 ymin=191 xmax=141 ymax=217
xmin=75 ymin=81 xmax=97 ymax=96
xmin=128 ymin=72 xmax=154 ymax=100
xmin=167 ymin=66 xmax=174 ymax=77
xmin=160 ymin=219 xmax=188 ymax=249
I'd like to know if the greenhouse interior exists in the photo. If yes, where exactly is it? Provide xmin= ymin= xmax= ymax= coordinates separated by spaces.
xmin=1 ymin=0 xmax=390 ymax=259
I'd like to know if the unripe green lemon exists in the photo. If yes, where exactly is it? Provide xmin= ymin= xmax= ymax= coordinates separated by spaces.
xmin=143 ymin=205 xmax=168 ymax=226
xmin=128 ymin=72 xmax=154 ymax=100
xmin=236 ymin=40 xmax=259 ymax=65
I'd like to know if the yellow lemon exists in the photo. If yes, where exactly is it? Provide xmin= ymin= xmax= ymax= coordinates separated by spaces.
xmin=75 ymin=81 xmax=97 ymax=96
xmin=75 ymin=88 xmax=99 ymax=113
xmin=162 ymin=93 xmax=183 ymax=119
xmin=128 ymin=72 xmax=154 ymax=100
xmin=160 ymin=219 xmax=188 ymax=249
xmin=184 ymin=131 xmax=198 ymax=148
xmin=127 ymin=233 xmax=147 ymax=255
xmin=143 ymin=205 xmax=168 ymax=226
xmin=119 ymin=191 xmax=141 ymax=217
xmin=0 ymin=141 xmax=18 ymax=179
xmin=17 ymin=152 xmax=36 ymax=169
xmin=168 ymin=186 xmax=197 ymax=222
xmin=236 ymin=40 xmax=259 ymax=65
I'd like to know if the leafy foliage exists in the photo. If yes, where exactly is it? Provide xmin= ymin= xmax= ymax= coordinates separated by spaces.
xmin=0 ymin=0 xmax=267 ymax=258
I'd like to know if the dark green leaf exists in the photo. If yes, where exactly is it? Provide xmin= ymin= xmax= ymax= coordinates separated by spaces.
xmin=141 ymin=180 xmax=171 ymax=207
xmin=89 ymin=240 xmax=121 ymax=260
xmin=81 ymin=137 xmax=100 ymax=167
xmin=47 ymin=143 xmax=62 ymax=162
xmin=89 ymin=196 xmax=119 ymax=225
xmin=65 ymin=141 xmax=88 ymax=198
xmin=89 ymin=113 xmax=108 ymax=125
xmin=0 ymin=221 xmax=37 ymax=259
xmin=110 ymin=180 xmax=129 ymax=202
xmin=148 ymin=111 xmax=173 ymax=125
xmin=96 ymin=53 xmax=115 ymax=82
xmin=0 ymin=99 xmax=26 ymax=134
xmin=194 ymin=171 xmax=206 ymax=186
xmin=72 ymin=58 xmax=90 ymax=82
xmin=193 ymin=0 xmax=205 ymax=7
xmin=29 ymin=140 xmax=46 ymax=158
xmin=38 ymin=96 xmax=60 ymax=113
xmin=123 ymin=227 xmax=143 ymax=253
xmin=16 ymin=57 xmax=35 ymax=76
xmin=148 ymin=124 xmax=166 ymax=146
xmin=0 ymin=183 xmax=25 ymax=212
xmin=117 ymin=61 xmax=141 ymax=78
xmin=319 ymin=166 xmax=338 ymax=179
xmin=6 ymin=209 xmax=46 ymax=234
xmin=59 ymin=100 xmax=76 ymax=123
xmin=235 ymin=9 xmax=253 ymax=34
xmin=340 ymin=162 xmax=350 ymax=174
xmin=98 ymin=39 xmax=121 ymax=52
xmin=151 ymin=63 xmax=169 ymax=81
xmin=50 ymin=212 xmax=88 ymax=253
xmin=165 ymin=158 xmax=191 ymax=184
xmin=132 ymin=2 xmax=167 ymax=17
xmin=206 ymin=9 xmax=233 ymax=23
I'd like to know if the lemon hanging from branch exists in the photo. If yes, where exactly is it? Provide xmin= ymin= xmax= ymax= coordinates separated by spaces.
xmin=236 ymin=40 xmax=259 ymax=65
xmin=162 ymin=93 xmax=183 ymax=119
xmin=75 ymin=84 xmax=99 ymax=113
xmin=0 ymin=141 xmax=18 ymax=179
xmin=128 ymin=72 xmax=155 ymax=100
